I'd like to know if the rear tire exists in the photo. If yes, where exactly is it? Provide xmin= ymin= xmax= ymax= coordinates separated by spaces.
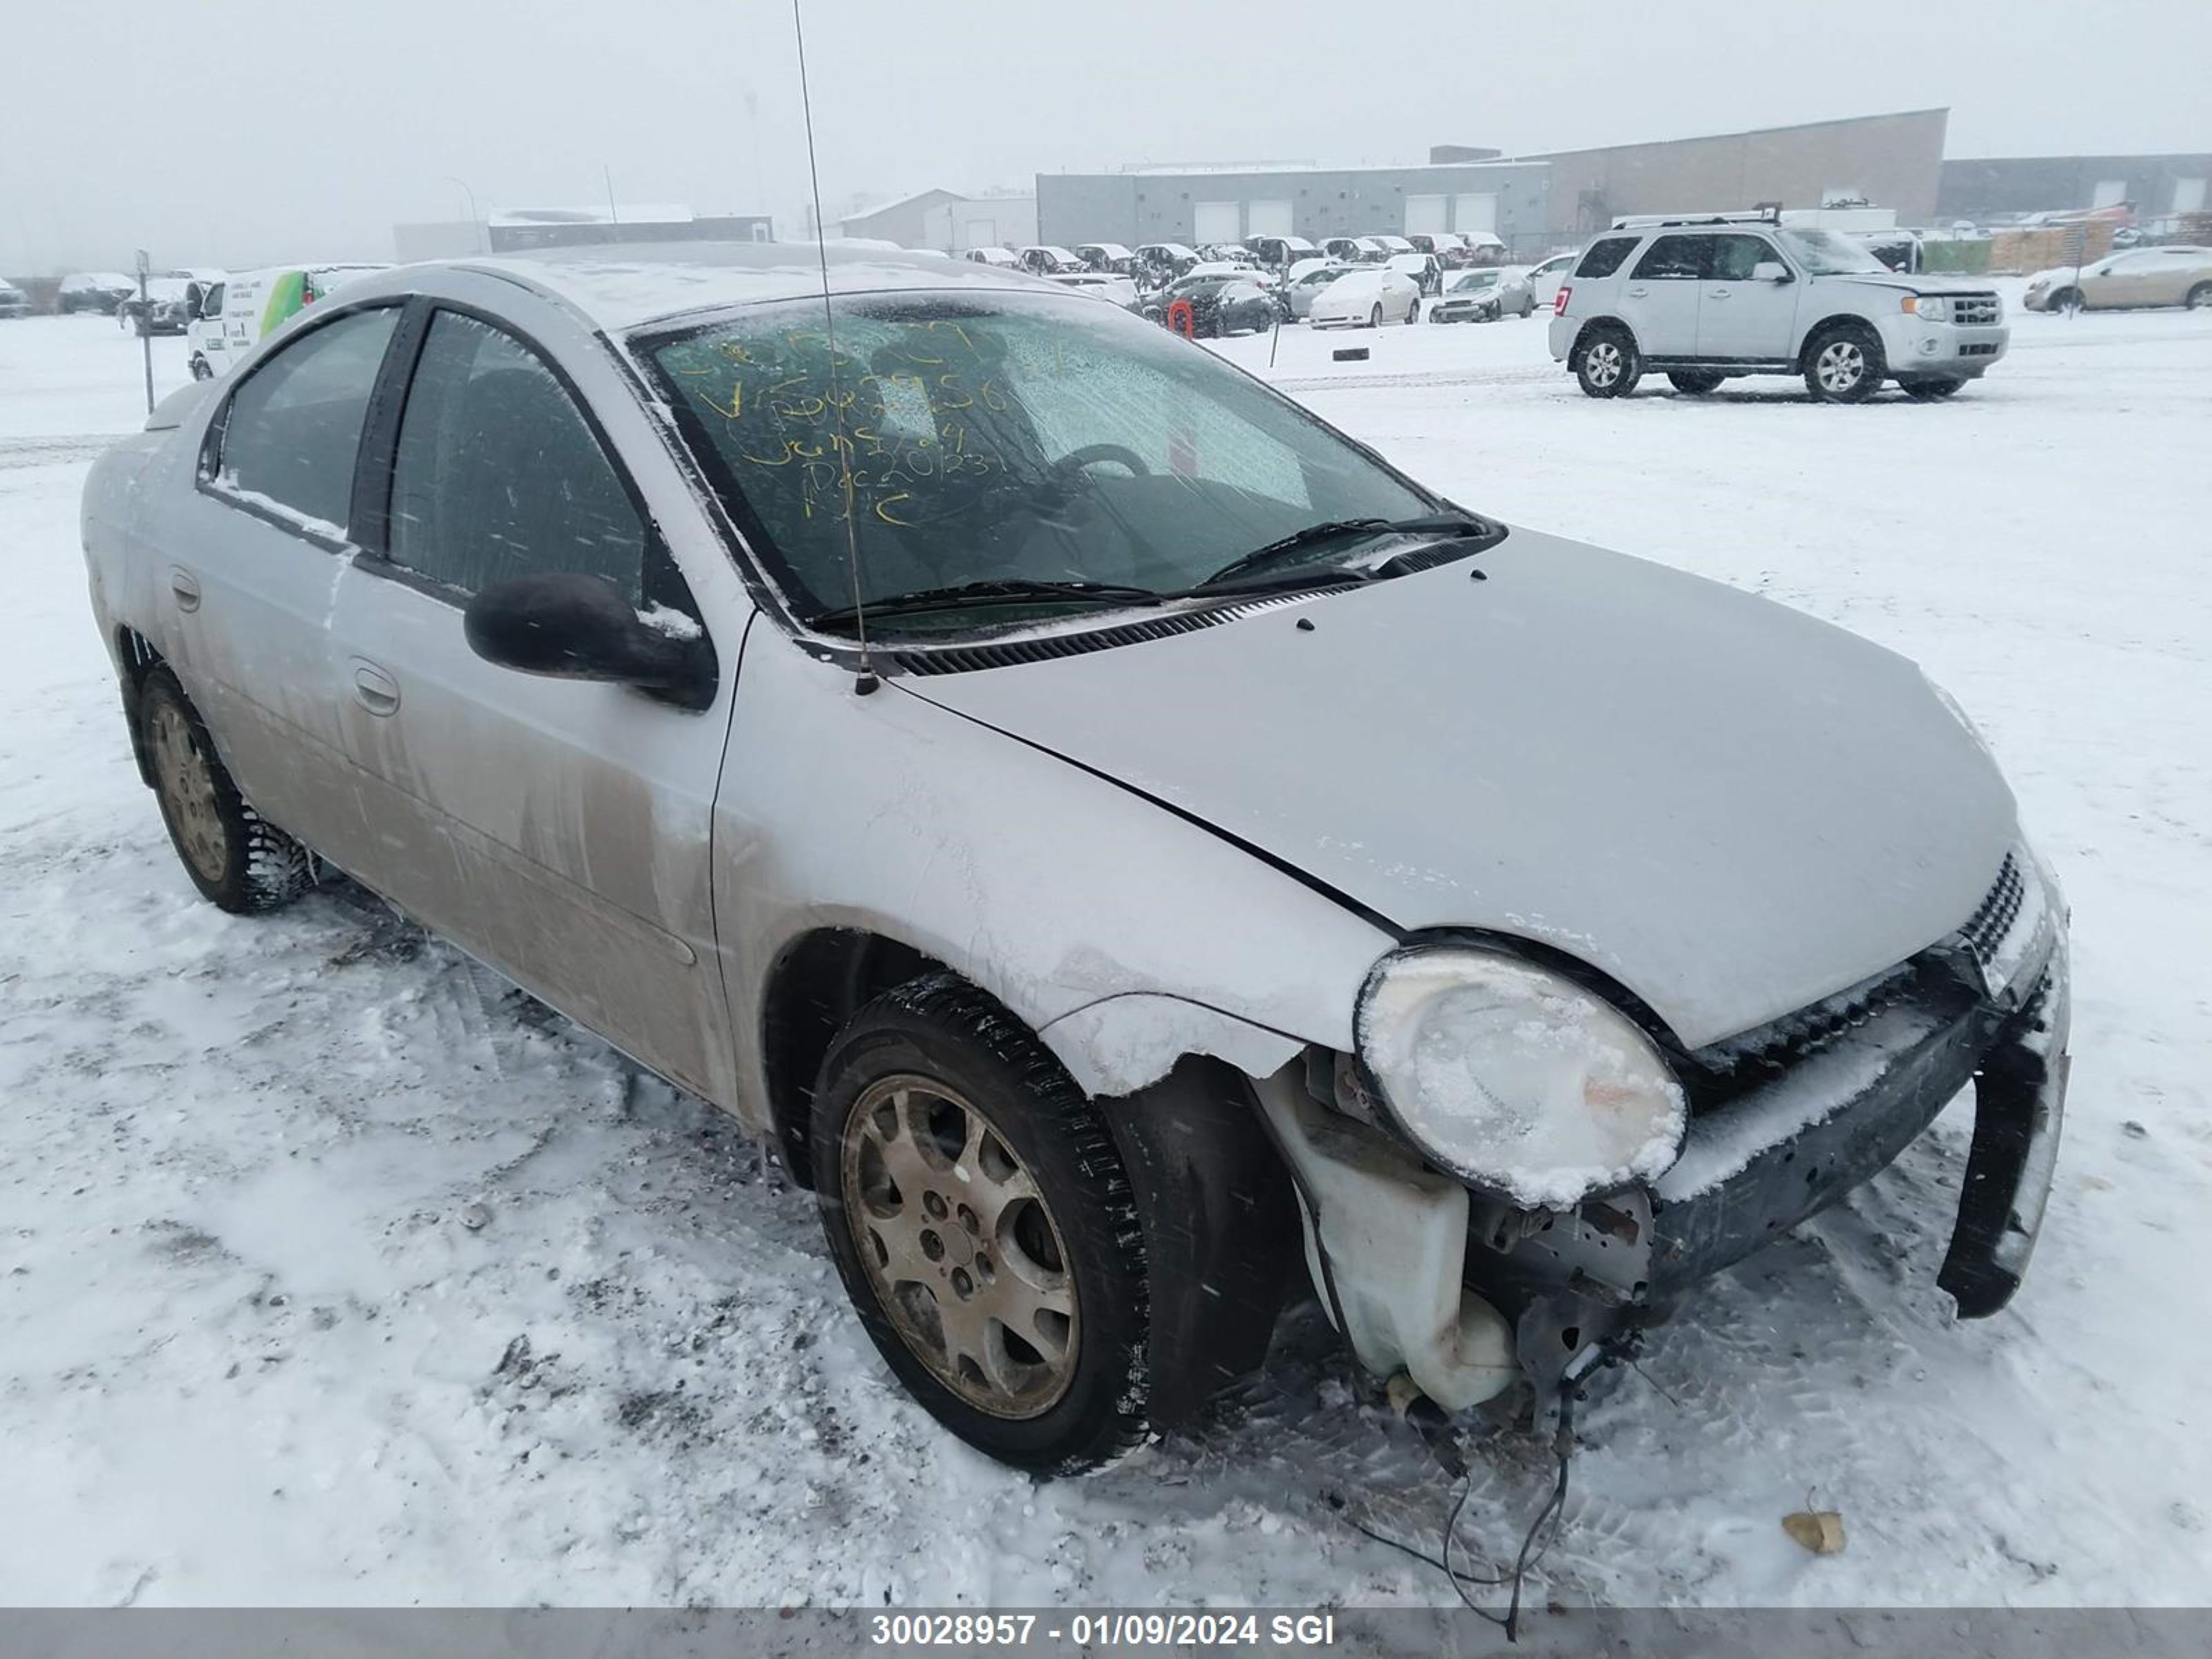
xmin=138 ymin=666 xmax=317 ymax=914
xmin=1574 ymin=324 xmax=1641 ymax=397
xmin=1667 ymin=371 xmax=1725 ymax=395
xmin=809 ymin=973 xmax=1152 ymax=1476
xmin=1803 ymin=322 xmax=1886 ymax=402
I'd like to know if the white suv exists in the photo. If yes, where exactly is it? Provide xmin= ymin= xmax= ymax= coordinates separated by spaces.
xmin=1549 ymin=212 xmax=2009 ymax=402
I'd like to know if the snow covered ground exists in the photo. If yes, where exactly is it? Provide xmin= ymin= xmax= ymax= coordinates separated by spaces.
xmin=3 ymin=294 xmax=2209 ymax=1614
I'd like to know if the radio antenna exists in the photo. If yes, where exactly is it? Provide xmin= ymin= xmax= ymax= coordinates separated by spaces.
xmin=792 ymin=0 xmax=877 ymax=694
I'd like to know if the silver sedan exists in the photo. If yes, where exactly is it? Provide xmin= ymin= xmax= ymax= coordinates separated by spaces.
xmin=82 ymin=245 xmax=2068 ymax=1474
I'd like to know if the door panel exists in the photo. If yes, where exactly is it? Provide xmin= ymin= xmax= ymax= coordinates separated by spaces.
xmin=1618 ymin=234 xmax=1708 ymax=355
xmin=170 ymin=304 xmax=404 ymax=860
xmin=321 ymin=305 xmax=730 ymax=1095
xmin=1697 ymin=234 xmax=1799 ymax=359
xmin=325 ymin=565 xmax=730 ymax=1094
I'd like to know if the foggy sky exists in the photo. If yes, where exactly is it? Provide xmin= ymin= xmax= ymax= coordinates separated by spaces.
xmin=3 ymin=0 xmax=2205 ymax=273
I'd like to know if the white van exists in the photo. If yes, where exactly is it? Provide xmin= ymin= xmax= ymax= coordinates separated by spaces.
xmin=186 ymin=264 xmax=387 ymax=379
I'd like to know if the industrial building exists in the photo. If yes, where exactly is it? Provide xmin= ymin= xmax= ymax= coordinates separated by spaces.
xmin=391 ymin=205 xmax=774 ymax=263
xmin=832 ymin=189 xmax=1037 ymax=254
xmin=1035 ymin=110 xmax=1952 ymax=259
xmin=1938 ymin=153 xmax=2211 ymax=227
xmin=1035 ymin=162 xmax=1549 ymax=256
xmin=1499 ymin=108 xmax=1951 ymax=241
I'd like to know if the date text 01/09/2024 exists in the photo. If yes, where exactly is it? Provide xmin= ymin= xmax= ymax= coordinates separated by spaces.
xmin=868 ymin=1612 xmax=1340 ymax=1647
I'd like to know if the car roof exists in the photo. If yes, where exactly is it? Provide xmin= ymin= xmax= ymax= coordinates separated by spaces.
xmin=384 ymin=241 xmax=1058 ymax=332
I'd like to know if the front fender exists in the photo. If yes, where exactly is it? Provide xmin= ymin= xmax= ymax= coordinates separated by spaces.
xmin=713 ymin=639 xmax=1394 ymax=1132
xmin=1040 ymin=992 xmax=1306 ymax=1100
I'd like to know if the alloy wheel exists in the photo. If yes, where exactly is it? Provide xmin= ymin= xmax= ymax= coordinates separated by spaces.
xmin=1585 ymin=341 xmax=1623 ymax=386
xmin=1815 ymin=340 xmax=1866 ymax=393
xmin=841 ymin=1074 xmax=1078 ymax=1418
xmin=149 ymin=702 xmax=227 ymax=881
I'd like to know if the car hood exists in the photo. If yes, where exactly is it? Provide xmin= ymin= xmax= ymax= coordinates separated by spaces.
xmin=903 ymin=528 xmax=2016 ymax=1049
xmin=1836 ymin=273 xmax=1994 ymax=297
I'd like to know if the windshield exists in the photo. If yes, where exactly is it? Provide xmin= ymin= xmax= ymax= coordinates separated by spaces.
xmin=645 ymin=291 xmax=1432 ymax=632
xmin=1776 ymin=227 xmax=1891 ymax=275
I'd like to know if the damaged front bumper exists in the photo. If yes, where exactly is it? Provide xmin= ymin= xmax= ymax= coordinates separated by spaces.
xmin=1479 ymin=912 xmax=2069 ymax=1405
xmin=1265 ymin=850 xmax=2070 ymax=1416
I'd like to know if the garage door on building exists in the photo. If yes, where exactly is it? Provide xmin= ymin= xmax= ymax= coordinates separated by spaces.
xmin=1454 ymin=193 xmax=1497 ymax=233
xmin=1404 ymin=195 xmax=1447 ymax=235
xmin=1248 ymin=199 xmax=1293 ymax=237
xmin=1194 ymin=201 xmax=1241 ymax=244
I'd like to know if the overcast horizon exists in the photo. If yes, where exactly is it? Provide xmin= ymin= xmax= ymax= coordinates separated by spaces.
xmin=3 ymin=0 xmax=2206 ymax=273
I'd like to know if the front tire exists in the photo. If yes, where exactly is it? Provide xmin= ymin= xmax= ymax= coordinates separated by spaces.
xmin=810 ymin=973 xmax=1151 ymax=1475
xmin=188 ymin=355 xmax=213 ymax=382
xmin=1368 ymin=303 xmax=1382 ymax=328
xmin=138 ymin=667 xmax=317 ymax=913
xmin=1803 ymin=322 xmax=1886 ymax=402
xmin=1574 ymin=324 xmax=1641 ymax=397
xmin=2188 ymin=283 xmax=2211 ymax=310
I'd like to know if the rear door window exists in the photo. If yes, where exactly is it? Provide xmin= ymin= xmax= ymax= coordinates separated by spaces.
xmin=385 ymin=310 xmax=646 ymax=603
xmin=1632 ymin=235 xmax=1713 ymax=280
xmin=1574 ymin=236 xmax=1638 ymax=279
xmin=211 ymin=305 xmax=401 ymax=535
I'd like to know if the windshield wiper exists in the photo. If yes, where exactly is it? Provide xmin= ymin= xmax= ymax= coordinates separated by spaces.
xmin=809 ymin=577 xmax=1163 ymax=629
xmin=1191 ymin=512 xmax=1489 ymax=591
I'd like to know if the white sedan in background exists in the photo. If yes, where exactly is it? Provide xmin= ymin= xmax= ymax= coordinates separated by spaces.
xmin=1282 ymin=261 xmax=1353 ymax=319
xmin=1523 ymin=252 xmax=1577 ymax=312
xmin=1048 ymin=271 xmax=1141 ymax=310
xmin=1308 ymin=267 xmax=1422 ymax=329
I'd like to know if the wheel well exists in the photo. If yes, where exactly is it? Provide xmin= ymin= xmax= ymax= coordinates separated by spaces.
xmin=1573 ymin=317 xmax=1633 ymax=356
xmin=760 ymin=927 xmax=947 ymax=1188
xmin=115 ymin=626 xmax=167 ymax=787
xmin=1800 ymin=315 xmax=1881 ymax=365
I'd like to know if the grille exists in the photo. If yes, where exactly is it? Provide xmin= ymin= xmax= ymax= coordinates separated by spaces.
xmin=1685 ymin=962 xmax=1922 ymax=1100
xmin=1952 ymin=295 xmax=2002 ymax=327
xmin=1960 ymin=852 xmax=2025 ymax=977
xmin=1960 ymin=341 xmax=1999 ymax=357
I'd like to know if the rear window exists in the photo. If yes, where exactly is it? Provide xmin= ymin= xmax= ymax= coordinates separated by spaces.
xmin=1575 ymin=237 xmax=1638 ymax=279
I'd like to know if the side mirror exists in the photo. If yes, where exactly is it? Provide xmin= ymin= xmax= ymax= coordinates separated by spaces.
xmin=463 ymin=572 xmax=715 ymax=711
xmin=1752 ymin=261 xmax=1791 ymax=283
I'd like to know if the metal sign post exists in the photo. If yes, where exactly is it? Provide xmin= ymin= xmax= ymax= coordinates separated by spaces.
xmin=134 ymin=249 xmax=155 ymax=414
xmin=2063 ymin=225 xmax=2087 ymax=320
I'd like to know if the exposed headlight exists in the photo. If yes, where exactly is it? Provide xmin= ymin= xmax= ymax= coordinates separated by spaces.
xmin=1904 ymin=294 xmax=1951 ymax=322
xmin=1357 ymin=947 xmax=1687 ymax=1209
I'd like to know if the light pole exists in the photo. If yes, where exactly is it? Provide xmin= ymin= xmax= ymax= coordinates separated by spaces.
xmin=445 ymin=176 xmax=485 ymax=252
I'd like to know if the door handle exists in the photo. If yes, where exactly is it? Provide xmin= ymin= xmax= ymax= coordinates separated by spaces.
xmin=350 ymin=660 xmax=400 ymax=717
xmin=169 ymin=566 xmax=201 ymax=611
xmin=1709 ymin=288 xmax=1732 ymax=300
xmin=1625 ymin=285 xmax=1650 ymax=298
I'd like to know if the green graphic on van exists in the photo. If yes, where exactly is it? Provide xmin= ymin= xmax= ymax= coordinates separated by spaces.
xmin=258 ymin=271 xmax=308 ymax=335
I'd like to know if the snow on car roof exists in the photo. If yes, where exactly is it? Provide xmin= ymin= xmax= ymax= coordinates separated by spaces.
xmin=444 ymin=241 xmax=1053 ymax=331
